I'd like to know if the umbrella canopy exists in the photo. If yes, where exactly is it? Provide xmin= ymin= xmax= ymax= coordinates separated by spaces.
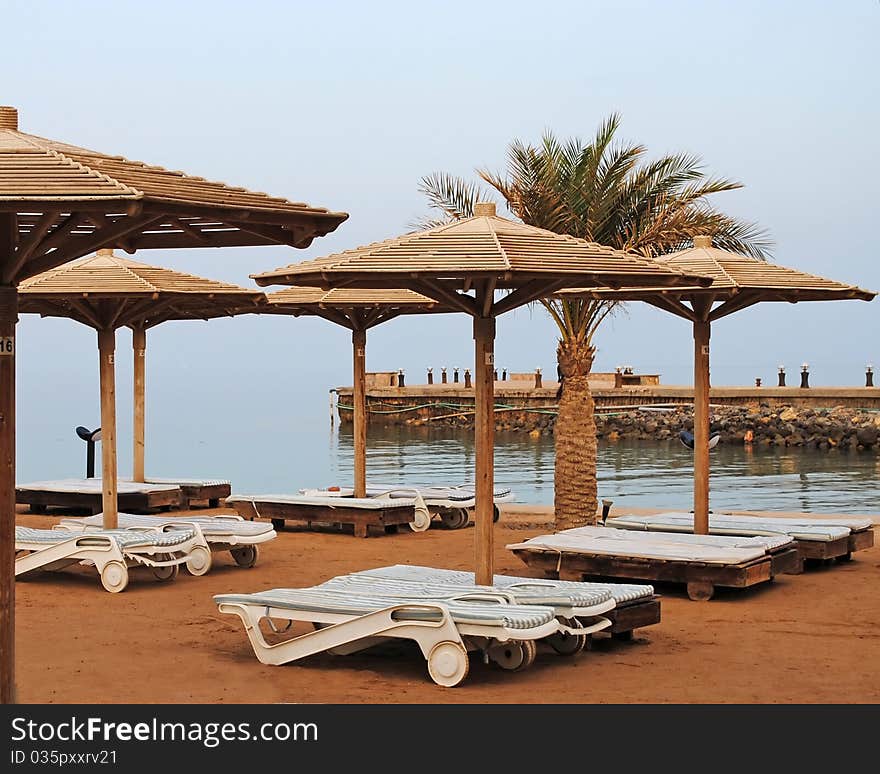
xmin=0 ymin=103 xmax=346 ymax=702
xmin=558 ymin=235 xmax=876 ymax=534
xmin=265 ymin=287 xmax=452 ymax=498
xmin=19 ymin=250 xmax=265 ymax=524
xmin=0 ymin=105 xmax=347 ymax=282
xmin=253 ymin=202 xmax=716 ymax=584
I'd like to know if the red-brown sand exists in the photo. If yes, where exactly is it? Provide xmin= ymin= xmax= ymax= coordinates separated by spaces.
xmin=14 ymin=505 xmax=880 ymax=704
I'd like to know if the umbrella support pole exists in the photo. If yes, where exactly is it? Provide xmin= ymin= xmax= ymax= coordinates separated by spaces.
xmin=693 ymin=319 xmax=711 ymax=534
xmin=0 ymin=280 xmax=17 ymax=704
xmin=132 ymin=324 xmax=146 ymax=483
xmin=473 ymin=315 xmax=496 ymax=585
xmin=352 ymin=328 xmax=367 ymax=499
xmin=98 ymin=328 xmax=119 ymax=529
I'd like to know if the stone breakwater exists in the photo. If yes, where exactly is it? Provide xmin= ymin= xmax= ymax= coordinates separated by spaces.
xmin=401 ymin=403 xmax=880 ymax=451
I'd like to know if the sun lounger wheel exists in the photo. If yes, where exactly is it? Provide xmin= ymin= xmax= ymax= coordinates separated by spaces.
xmin=408 ymin=508 xmax=431 ymax=532
xmin=185 ymin=546 xmax=213 ymax=576
xmin=427 ymin=641 xmax=469 ymax=687
xmin=546 ymin=617 xmax=587 ymax=656
xmin=493 ymin=505 xmax=500 ymax=523
xmin=686 ymin=581 xmax=714 ymax=601
xmin=231 ymin=545 xmax=259 ymax=568
xmin=440 ymin=508 xmax=469 ymax=530
xmin=488 ymin=640 xmax=537 ymax=671
xmin=152 ymin=564 xmax=179 ymax=582
xmin=100 ymin=561 xmax=129 ymax=593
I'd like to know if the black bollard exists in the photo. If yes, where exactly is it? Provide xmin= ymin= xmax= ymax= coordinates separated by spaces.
xmin=453 ymin=368 xmax=459 ymax=383
xmin=464 ymin=368 xmax=472 ymax=388
xmin=76 ymin=426 xmax=101 ymax=478
xmin=427 ymin=368 xmax=433 ymax=385
xmin=755 ymin=377 xmax=762 ymax=387
xmin=800 ymin=363 xmax=810 ymax=389
xmin=535 ymin=368 xmax=542 ymax=389
xmin=493 ymin=368 xmax=498 ymax=381
xmin=778 ymin=365 xmax=786 ymax=387
xmin=398 ymin=369 xmax=406 ymax=388
xmin=867 ymin=365 xmax=874 ymax=388
xmin=441 ymin=367 xmax=448 ymax=384
xmin=502 ymin=368 xmax=507 ymax=381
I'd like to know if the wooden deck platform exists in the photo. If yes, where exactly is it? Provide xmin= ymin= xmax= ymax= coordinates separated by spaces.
xmin=16 ymin=481 xmax=182 ymax=515
xmin=602 ymin=596 xmax=662 ymax=638
xmin=227 ymin=498 xmax=417 ymax=538
xmin=515 ymin=544 xmax=802 ymax=601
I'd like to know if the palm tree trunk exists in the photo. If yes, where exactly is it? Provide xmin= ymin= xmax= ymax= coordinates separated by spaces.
xmin=554 ymin=338 xmax=598 ymax=529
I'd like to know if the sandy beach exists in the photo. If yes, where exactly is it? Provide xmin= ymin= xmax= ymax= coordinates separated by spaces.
xmin=14 ymin=505 xmax=880 ymax=704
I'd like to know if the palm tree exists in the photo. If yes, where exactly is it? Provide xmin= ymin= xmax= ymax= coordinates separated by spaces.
xmin=419 ymin=114 xmax=770 ymax=529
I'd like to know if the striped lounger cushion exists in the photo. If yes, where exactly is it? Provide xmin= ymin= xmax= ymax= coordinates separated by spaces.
xmin=320 ymin=573 xmax=614 ymax=609
xmin=355 ymin=564 xmax=655 ymax=605
xmin=64 ymin=513 xmax=274 ymax=538
xmin=16 ymin=526 xmax=196 ymax=549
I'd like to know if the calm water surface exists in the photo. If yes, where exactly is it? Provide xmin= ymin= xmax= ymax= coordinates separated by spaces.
xmin=22 ymin=419 xmax=879 ymax=515
xmin=329 ymin=425 xmax=880 ymax=515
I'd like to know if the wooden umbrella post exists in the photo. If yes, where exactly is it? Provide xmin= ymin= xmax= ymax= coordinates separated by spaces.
xmin=693 ymin=318 xmax=711 ymax=534
xmin=473 ymin=314 xmax=496 ymax=585
xmin=352 ymin=328 xmax=367 ymax=498
xmin=0 ymin=278 xmax=18 ymax=704
xmin=97 ymin=328 xmax=118 ymax=528
xmin=132 ymin=324 xmax=146 ymax=483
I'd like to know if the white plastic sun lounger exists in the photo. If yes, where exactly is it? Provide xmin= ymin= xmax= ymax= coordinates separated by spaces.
xmin=59 ymin=513 xmax=276 ymax=569
xmin=216 ymin=586 xmax=582 ymax=686
xmin=300 ymin=484 xmax=515 ymax=529
xmin=226 ymin=492 xmax=432 ymax=536
xmin=317 ymin=572 xmax=614 ymax=656
xmin=352 ymin=565 xmax=660 ymax=641
xmin=15 ymin=525 xmax=208 ymax=592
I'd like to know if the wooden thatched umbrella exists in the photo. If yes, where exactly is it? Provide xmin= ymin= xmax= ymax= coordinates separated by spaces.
xmin=0 ymin=105 xmax=346 ymax=701
xmin=252 ymin=202 xmax=714 ymax=584
xmin=265 ymin=287 xmax=451 ymax=498
xmin=559 ymin=235 xmax=876 ymax=534
xmin=19 ymin=249 xmax=266 ymax=525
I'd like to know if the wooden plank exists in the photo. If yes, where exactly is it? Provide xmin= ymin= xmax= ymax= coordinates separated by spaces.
xmin=0 ymin=273 xmax=17 ymax=703
xmin=606 ymin=598 xmax=662 ymax=635
xmin=473 ymin=308 xmax=495 ymax=585
xmin=511 ymin=546 xmax=775 ymax=593
xmin=769 ymin=546 xmax=803 ymax=575
xmin=97 ymin=328 xmax=118 ymax=528
xmin=178 ymin=482 xmax=231 ymax=508
xmin=352 ymin=329 xmax=367 ymax=498
xmin=692 ymin=316 xmax=711 ymax=534
xmin=132 ymin=324 xmax=146 ymax=482
xmin=848 ymin=529 xmax=874 ymax=554
xmin=796 ymin=536 xmax=851 ymax=561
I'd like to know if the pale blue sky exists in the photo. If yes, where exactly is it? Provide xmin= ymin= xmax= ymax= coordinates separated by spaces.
xmin=3 ymin=1 xmax=878 ymax=482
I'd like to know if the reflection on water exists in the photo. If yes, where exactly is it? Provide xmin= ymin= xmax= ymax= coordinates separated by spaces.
xmin=331 ymin=424 xmax=880 ymax=514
